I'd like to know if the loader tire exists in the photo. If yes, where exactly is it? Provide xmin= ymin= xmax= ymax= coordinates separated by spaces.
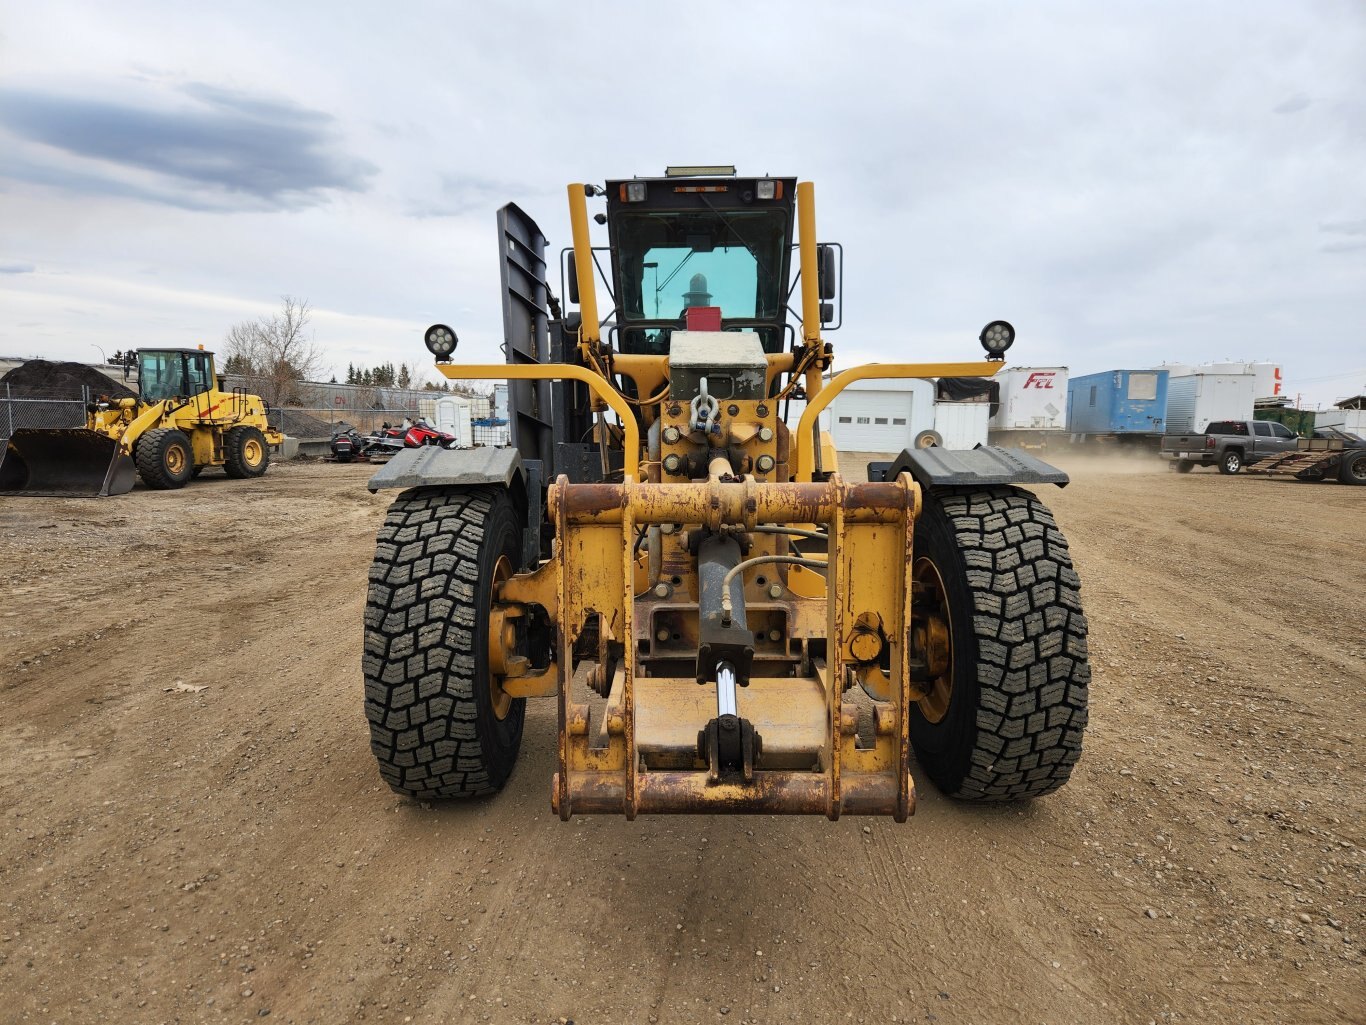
xmin=135 ymin=428 xmax=193 ymax=490
xmin=908 ymin=486 xmax=1089 ymax=801
xmin=363 ymin=486 xmax=526 ymax=799
xmin=223 ymin=426 xmax=269 ymax=479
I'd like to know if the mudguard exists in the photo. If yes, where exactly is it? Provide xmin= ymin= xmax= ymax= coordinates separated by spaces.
xmin=867 ymin=445 xmax=1069 ymax=488
xmin=367 ymin=446 xmax=524 ymax=493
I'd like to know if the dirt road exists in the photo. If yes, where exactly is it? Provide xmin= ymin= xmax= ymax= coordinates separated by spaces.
xmin=1 ymin=456 xmax=1361 ymax=1024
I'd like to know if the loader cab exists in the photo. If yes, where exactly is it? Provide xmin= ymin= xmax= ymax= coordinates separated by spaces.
xmin=138 ymin=348 xmax=216 ymax=403
xmin=601 ymin=170 xmax=800 ymax=355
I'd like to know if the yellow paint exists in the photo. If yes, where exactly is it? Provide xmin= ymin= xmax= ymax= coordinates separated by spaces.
xmin=796 ymin=182 xmax=822 ymax=347
xmin=567 ymin=184 xmax=601 ymax=347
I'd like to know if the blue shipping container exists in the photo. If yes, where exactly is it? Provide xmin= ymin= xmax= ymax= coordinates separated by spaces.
xmin=1067 ymin=369 xmax=1169 ymax=435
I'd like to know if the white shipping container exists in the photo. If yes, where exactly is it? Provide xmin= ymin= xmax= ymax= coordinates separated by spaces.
xmin=1162 ymin=361 xmax=1284 ymax=400
xmin=1164 ymin=373 xmax=1256 ymax=434
xmin=1313 ymin=409 xmax=1366 ymax=437
xmin=933 ymin=401 xmax=990 ymax=449
xmin=1249 ymin=362 xmax=1283 ymax=401
xmin=989 ymin=367 xmax=1068 ymax=431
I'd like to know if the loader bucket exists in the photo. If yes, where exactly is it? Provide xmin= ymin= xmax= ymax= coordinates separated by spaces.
xmin=0 ymin=429 xmax=137 ymax=497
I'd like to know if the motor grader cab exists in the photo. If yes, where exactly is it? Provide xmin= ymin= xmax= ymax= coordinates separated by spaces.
xmin=0 ymin=347 xmax=281 ymax=497
xmin=363 ymin=167 xmax=1090 ymax=819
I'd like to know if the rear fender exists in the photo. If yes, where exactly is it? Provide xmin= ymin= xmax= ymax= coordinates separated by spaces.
xmin=868 ymin=445 xmax=1069 ymax=488
xmin=368 ymin=446 xmax=540 ymax=568
xmin=367 ymin=445 xmax=525 ymax=494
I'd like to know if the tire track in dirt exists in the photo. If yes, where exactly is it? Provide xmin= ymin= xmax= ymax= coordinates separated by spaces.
xmin=1 ymin=458 xmax=1361 ymax=1024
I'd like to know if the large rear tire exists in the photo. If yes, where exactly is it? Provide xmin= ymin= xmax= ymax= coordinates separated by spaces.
xmin=363 ymin=486 xmax=526 ymax=798
xmin=908 ymin=486 xmax=1089 ymax=801
xmin=223 ymin=426 xmax=269 ymax=479
xmin=134 ymin=428 xmax=193 ymax=490
xmin=1218 ymin=449 xmax=1242 ymax=475
xmin=1174 ymin=459 xmax=1194 ymax=473
xmin=1337 ymin=451 xmax=1366 ymax=486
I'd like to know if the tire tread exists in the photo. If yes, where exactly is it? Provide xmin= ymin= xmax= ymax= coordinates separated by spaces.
xmin=924 ymin=486 xmax=1090 ymax=801
xmin=363 ymin=487 xmax=520 ymax=798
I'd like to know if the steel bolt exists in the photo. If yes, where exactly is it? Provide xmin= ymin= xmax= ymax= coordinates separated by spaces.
xmin=768 ymin=583 xmax=783 ymax=599
xmin=756 ymin=454 xmax=776 ymax=474
xmin=656 ymin=627 xmax=671 ymax=643
xmin=660 ymin=522 xmax=677 ymax=535
xmin=662 ymin=425 xmax=681 ymax=444
xmin=662 ymin=453 xmax=684 ymax=475
xmin=728 ymin=403 xmax=740 ymax=416
xmin=768 ymin=629 xmax=782 ymax=642
xmin=756 ymin=403 xmax=769 ymax=417
xmin=654 ymin=582 xmax=671 ymax=599
xmin=758 ymin=427 xmax=774 ymax=442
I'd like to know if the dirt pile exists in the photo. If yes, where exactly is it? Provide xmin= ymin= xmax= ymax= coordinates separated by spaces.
xmin=275 ymin=408 xmax=335 ymax=438
xmin=0 ymin=359 xmax=136 ymax=400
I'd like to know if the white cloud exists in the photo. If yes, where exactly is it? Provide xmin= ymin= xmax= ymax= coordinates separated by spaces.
xmin=1 ymin=1 xmax=1363 ymax=406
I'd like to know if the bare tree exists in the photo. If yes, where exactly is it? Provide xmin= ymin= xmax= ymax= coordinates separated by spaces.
xmin=222 ymin=296 xmax=324 ymax=406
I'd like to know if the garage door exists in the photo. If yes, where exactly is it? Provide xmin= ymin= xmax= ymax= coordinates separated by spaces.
xmin=829 ymin=391 xmax=914 ymax=451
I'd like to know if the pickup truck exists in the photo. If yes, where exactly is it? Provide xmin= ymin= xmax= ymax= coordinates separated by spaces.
xmin=1160 ymin=419 xmax=1300 ymax=474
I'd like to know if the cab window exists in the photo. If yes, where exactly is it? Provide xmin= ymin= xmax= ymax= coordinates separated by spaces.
xmin=138 ymin=351 xmax=184 ymax=402
xmin=186 ymin=353 xmax=212 ymax=396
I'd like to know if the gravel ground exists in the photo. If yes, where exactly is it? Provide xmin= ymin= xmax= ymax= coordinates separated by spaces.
xmin=0 ymin=453 xmax=1361 ymax=1024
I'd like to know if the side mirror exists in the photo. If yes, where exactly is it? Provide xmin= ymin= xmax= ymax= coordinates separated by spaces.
xmin=818 ymin=244 xmax=837 ymax=301
xmin=820 ymin=302 xmax=835 ymax=325
xmin=567 ymin=259 xmax=580 ymax=304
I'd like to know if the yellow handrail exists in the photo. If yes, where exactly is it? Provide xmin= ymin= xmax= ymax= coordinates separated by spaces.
xmin=566 ymin=184 xmax=601 ymax=347
xmin=437 ymin=362 xmax=640 ymax=481
xmin=793 ymin=362 xmax=1004 ymax=481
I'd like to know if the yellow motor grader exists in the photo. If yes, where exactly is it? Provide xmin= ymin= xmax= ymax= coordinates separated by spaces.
xmin=0 ymin=347 xmax=281 ymax=497
xmin=363 ymin=168 xmax=1090 ymax=819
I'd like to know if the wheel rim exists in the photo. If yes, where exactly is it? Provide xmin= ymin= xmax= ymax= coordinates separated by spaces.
xmin=911 ymin=556 xmax=954 ymax=724
xmin=166 ymin=444 xmax=186 ymax=475
xmin=1227 ymin=455 xmax=1239 ymax=471
xmin=244 ymin=438 xmax=263 ymax=467
xmin=1352 ymin=455 xmax=1366 ymax=480
xmin=485 ymin=554 xmax=514 ymax=721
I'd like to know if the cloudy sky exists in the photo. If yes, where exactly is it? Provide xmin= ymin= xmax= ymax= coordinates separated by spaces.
xmin=1 ymin=1 xmax=1363 ymax=406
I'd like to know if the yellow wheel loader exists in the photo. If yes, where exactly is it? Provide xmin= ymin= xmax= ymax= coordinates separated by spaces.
xmin=363 ymin=168 xmax=1090 ymax=819
xmin=0 ymin=347 xmax=282 ymax=497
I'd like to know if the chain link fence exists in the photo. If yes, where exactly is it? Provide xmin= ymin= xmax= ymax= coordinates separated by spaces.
xmin=271 ymin=407 xmax=510 ymax=448
xmin=0 ymin=384 xmax=91 ymax=441
xmin=0 ymin=378 xmax=510 ymax=449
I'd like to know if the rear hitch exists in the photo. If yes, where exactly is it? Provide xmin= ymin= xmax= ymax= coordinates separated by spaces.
xmin=697 ymin=660 xmax=763 ymax=782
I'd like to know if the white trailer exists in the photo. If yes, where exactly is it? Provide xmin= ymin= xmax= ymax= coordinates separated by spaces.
xmin=1164 ymin=373 xmax=1256 ymax=434
xmin=987 ymin=366 xmax=1067 ymax=447
xmin=989 ymin=367 xmax=1068 ymax=430
xmin=932 ymin=401 xmax=990 ymax=449
xmin=1314 ymin=408 xmax=1366 ymax=437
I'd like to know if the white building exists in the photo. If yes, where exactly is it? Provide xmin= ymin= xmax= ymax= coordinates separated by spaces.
xmin=782 ymin=377 xmax=989 ymax=453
